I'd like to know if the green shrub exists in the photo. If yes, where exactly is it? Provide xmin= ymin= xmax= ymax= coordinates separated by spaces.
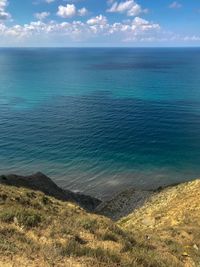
xmin=41 ymin=196 xmax=49 ymax=205
xmin=16 ymin=209 xmax=41 ymax=228
xmin=0 ymin=209 xmax=15 ymax=223
xmin=0 ymin=193 xmax=7 ymax=201
xmin=79 ymin=217 xmax=98 ymax=233
xmin=101 ymin=231 xmax=118 ymax=242
xmin=0 ymin=208 xmax=42 ymax=228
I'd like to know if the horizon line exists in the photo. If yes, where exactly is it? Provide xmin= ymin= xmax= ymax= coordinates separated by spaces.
xmin=0 ymin=46 xmax=200 ymax=49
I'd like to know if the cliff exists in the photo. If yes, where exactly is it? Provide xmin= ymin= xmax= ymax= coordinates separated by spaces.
xmin=0 ymin=172 xmax=101 ymax=211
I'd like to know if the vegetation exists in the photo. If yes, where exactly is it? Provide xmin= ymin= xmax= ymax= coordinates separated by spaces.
xmin=0 ymin=208 xmax=41 ymax=227
xmin=119 ymin=180 xmax=200 ymax=267
xmin=0 ymin=180 xmax=199 ymax=266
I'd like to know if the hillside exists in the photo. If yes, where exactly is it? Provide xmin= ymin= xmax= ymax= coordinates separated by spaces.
xmin=119 ymin=180 xmax=200 ymax=267
xmin=0 ymin=173 xmax=101 ymax=211
xmin=0 ymin=177 xmax=199 ymax=266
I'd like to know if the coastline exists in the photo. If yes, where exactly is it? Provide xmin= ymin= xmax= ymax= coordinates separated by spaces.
xmin=1 ymin=171 xmax=198 ymax=219
xmin=2 ymin=165 xmax=198 ymax=201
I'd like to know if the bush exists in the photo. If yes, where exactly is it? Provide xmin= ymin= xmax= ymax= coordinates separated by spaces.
xmin=0 ymin=193 xmax=7 ymax=201
xmin=41 ymin=195 xmax=49 ymax=205
xmin=16 ymin=209 xmax=42 ymax=228
xmin=0 ymin=208 xmax=42 ymax=228
xmin=0 ymin=210 xmax=15 ymax=223
xmin=78 ymin=217 xmax=98 ymax=233
xmin=101 ymin=231 xmax=118 ymax=242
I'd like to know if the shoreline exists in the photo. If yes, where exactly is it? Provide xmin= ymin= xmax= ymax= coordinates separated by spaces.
xmin=1 ymin=171 xmax=198 ymax=219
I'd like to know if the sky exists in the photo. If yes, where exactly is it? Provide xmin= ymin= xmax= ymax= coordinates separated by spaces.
xmin=0 ymin=0 xmax=200 ymax=47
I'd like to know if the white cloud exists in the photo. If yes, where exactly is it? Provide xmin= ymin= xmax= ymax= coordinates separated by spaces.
xmin=86 ymin=15 xmax=109 ymax=34
xmin=57 ymin=4 xmax=76 ymax=18
xmin=78 ymin=7 xmax=88 ymax=17
xmin=108 ymin=17 xmax=160 ymax=42
xmin=0 ymin=15 xmax=161 ymax=45
xmin=107 ymin=0 xmax=147 ymax=16
xmin=169 ymin=1 xmax=182 ymax=9
xmin=0 ymin=1 xmax=199 ymax=46
xmin=128 ymin=4 xmax=144 ymax=16
xmin=183 ymin=35 xmax=200 ymax=41
xmin=87 ymin=15 xmax=107 ymax=26
xmin=57 ymin=4 xmax=88 ymax=18
xmin=0 ymin=0 xmax=11 ymax=20
xmin=0 ymin=0 xmax=7 ymax=9
xmin=34 ymin=12 xmax=50 ymax=21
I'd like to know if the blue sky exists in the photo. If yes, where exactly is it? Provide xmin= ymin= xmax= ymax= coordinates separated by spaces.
xmin=0 ymin=0 xmax=200 ymax=46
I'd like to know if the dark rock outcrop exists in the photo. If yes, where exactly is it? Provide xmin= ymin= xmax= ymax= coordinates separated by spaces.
xmin=0 ymin=172 xmax=101 ymax=211
xmin=96 ymin=188 xmax=154 ymax=220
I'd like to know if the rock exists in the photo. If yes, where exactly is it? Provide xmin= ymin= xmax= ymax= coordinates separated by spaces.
xmin=142 ymin=217 xmax=156 ymax=227
xmin=96 ymin=188 xmax=154 ymax=220
xmin=13 ymin=216 xmax=18 ymax=225
xmin=193 ymin=244 xmax=198 ymax=251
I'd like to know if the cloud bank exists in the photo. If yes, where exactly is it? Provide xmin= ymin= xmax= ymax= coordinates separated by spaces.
xmin=0 ymin=0 xmax=199 ymax=46
xmin=0 ymin=15 xmax=161 ymax=45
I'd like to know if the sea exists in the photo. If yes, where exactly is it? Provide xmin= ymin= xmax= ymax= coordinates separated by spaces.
xmin=0 ymin=47 xmax=200 ymax=198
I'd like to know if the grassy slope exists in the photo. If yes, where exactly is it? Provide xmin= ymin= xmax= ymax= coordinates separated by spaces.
xmin=0 ymin=180 xmax=199 ymax=266
xmin=119 ymin=180 xmax=200 ymax=267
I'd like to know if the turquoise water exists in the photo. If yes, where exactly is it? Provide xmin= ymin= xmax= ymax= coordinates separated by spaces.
xmin=0 ymin=48 xmax=200 ymax=198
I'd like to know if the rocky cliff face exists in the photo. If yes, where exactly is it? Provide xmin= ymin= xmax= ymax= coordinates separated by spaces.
xmin=0 ymin=172 xmax=101 ymax=211
xmin=96 ymin=188 xmax=154 ymax=220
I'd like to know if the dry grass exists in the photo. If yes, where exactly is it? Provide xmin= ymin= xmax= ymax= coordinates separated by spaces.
xmin=0 ymin=181 xmax=199 ymax=267
xmin=119 ymin=179 xmax=200 ymax=267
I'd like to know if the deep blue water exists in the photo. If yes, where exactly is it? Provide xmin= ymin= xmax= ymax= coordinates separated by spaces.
xmin=0 ymin=48 xmax=200 ymax=198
